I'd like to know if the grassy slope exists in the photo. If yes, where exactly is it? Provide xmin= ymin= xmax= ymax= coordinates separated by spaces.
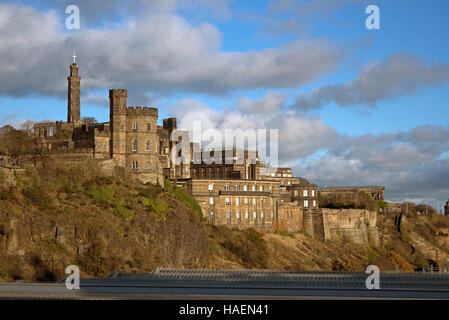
xmin=1 ymin=163 xmax=448 ymax=281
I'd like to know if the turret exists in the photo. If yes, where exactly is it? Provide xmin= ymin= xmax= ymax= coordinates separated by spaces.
xmin=67 ymin=63 xmax=81 ymax=123
xmin=109 ymin=89 xmax=128 ymax=163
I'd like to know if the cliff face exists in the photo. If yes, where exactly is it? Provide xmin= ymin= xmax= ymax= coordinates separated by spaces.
xmin=1 ymin=164 xmax=448 ymax=281
xmin=0 ymin=165 xmax=210 ymax=281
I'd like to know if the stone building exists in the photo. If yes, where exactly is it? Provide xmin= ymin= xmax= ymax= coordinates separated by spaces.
xmin=445 ymin=199 xmax=449 ymax=216
xmin=319 ymin=186 xmax=385 ymax=205
xmin=287 ymin=184 xmax=319 ymax=208
xmin=183 ymin=179 xmax=280 ymax=231
xmin=27 ymin=60 xmax=379 ymax=244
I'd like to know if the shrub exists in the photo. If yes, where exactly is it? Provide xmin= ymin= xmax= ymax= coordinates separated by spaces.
xmin=172 ymin=186 xmax=204 ymax=222
xmin=142 ymin=197 xmax=168 ymax=218
xmin=86 ymin=185 xmax=115 ymax=207
xmin=112 ymin=198 xmax=134 ymax=219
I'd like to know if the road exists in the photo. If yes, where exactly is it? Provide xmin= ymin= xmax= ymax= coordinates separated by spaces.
xmin=1 ymin=269 xmax=448 ymax=299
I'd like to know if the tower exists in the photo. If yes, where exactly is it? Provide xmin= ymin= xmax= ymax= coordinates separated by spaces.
xmin=109 ymin=89 xmax=128 ymax=166
xmin=67 ymin=53 xmax=81 ymax=123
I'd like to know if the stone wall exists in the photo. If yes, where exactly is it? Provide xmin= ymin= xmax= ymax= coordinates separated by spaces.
xmin=274 ymin=203 xmax=303 ymax=233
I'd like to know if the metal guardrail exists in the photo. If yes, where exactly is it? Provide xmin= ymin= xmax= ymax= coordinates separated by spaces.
xmin=72 ymin=269 xmax=449 ymax=291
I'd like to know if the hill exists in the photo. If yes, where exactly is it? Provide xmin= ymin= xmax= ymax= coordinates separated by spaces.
xmin=0 ymin=160 xmax=448 ymax=281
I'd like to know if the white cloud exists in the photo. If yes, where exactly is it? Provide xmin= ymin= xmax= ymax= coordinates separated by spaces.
xmin=292 ymin=53 xmax=449 ymax=110
xmin=0 ymin=3 xmax=344 ymax=102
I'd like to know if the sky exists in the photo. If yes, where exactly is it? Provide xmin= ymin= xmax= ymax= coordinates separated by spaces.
xmin=0 ymin=0 xmax=448 ymax=208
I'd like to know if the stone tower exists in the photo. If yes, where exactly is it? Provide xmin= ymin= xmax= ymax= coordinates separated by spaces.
xmin=67 ymin=63 xmax=81 ymax=123
xmin=109 ymin=89 xmax=128 ymax=166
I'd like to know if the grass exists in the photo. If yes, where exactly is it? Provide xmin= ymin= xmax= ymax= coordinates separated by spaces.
xmin=142 ymin=197 xmax=168 ymax=219
xmin=85 ymin=185 xmax=115 ymax=207
xmin=112 ymin=198 xmax=134 ymax=220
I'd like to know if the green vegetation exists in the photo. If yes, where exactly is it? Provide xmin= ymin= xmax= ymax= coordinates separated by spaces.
xmin=85 ymin=185 xmax=115 ymax=207
xmin=142 ymin=197 xmax=168 ymax=218
xmin=112 ymin=198 xmax=133 ymax=219
xmin=164 ymin=179 xmax=205 ymax=223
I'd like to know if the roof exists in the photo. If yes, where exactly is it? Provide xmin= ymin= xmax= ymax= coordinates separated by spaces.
xmin=320 ymin=186 xmax=385 ymax=190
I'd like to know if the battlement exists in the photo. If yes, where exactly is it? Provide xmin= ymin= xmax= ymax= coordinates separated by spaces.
xmin=126 ymin=106 xmax=158 ymax=117
xmin=93 ymin=123 xmax=111 ymax=136
xmin=109 ymin=89 xmax=128 ymax=96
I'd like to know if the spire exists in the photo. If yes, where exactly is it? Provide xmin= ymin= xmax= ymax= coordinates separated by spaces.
xmin=72 ymin=49 xmax=77 ymax=64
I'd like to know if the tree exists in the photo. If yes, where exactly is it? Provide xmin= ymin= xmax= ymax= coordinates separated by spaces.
xmin=0 ymin=126 xmax=34 ymax=162
xmin=81 ymin=117 xmax=97 ymax=124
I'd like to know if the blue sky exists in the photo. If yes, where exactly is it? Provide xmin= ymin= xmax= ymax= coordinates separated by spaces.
xmin=0 ymin=0 xmax=448 ymax=206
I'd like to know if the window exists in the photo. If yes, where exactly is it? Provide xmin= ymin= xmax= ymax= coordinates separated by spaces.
xmin=304 ymin=200 xmax=309 ymax=207
xmin=260 ymin=198 xmax=264 ymax=205
xmin=253 ymin=211 xmax=257 ymax=219
xmin=313 ymin=200 xmax=317 ymax=208
xmin=209 ymin=197 xmax=214 ymax=205
xmin=234 ymin=185 xmax=239 ymax=191
xmin=294 ymin=190 xmax=299 ymax=196
xmin=270 ymin=198 xmax=273 ymax=205
xmin=236 ymin=212 xmax=240 ymax=219
xmin=259 ymin=185 xmax=263 ymax=192
xmin=208 ymin=184 xmax=214 ymax=192
xmin=98 ymin=143 xmax=101 ymax=152
xmin=245 ymin=212 xmax=249 ymax=220
xmin=271 ymin=212 xmax=274 ymax=220
xmin=244 ymin=198 xmax=248 ymax=205
xmin=226 ymin=212 xmax=231 ymax=219
xmin=252 ymin=185 xmax=256 ymax=192
xmin=312 ymin=190 xmax=315 ymax=197
xmin=147 ymin=123 xmax=151 ymax=132
xmin=235 ymin=197 xmax=240 ymax=206
xmin=287 ymin=181 xmax=291 ymax=185
xmin=132 ymin=161 xmax=138 ymax=170
xmin=104 ymin=144 xmax=107 ymax=152
xmin=294 ymin=201 xmax=299 ymax=206
xmin=224 ymin=185 xmax=229 ymax=191
xmin=210 ymin=211 xmax=214 ymax=219
xmin=132 ymin=122 xmax=137 ymax=131
xmin=132 ymin=139 xmax=138 ymax=152
xmin=146 ymin=140 xmax=151 ymax=152
xmin=243 ymin=185 xmax=248 ymax=191
xmin=303 ymin=190 xmax=308 ymax=197
xmin=261 ymin=212 xmax=264 ymax=219
xmin=225 ymin=197 xmax=230 ymax=205
xmin=253 ymin=198 xmax=256 ymax=205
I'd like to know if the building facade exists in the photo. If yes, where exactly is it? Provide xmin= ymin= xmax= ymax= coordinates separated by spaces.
xmin=29 ymin=60 xmax=379 ymax=243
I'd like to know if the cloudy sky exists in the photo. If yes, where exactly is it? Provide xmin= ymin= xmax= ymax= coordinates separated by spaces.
xmin=0 ymin=0 xmax=448 ymax=208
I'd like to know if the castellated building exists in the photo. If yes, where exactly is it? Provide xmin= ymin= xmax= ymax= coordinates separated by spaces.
xmin=30 ymin=61 xmax=379 ymax=245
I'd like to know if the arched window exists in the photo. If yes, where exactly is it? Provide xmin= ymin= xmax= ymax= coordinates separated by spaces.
xmin=132 ymin=139 xmax=137 ymax=152
xmin=146 ymin=140 xmax=150 ymax=152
